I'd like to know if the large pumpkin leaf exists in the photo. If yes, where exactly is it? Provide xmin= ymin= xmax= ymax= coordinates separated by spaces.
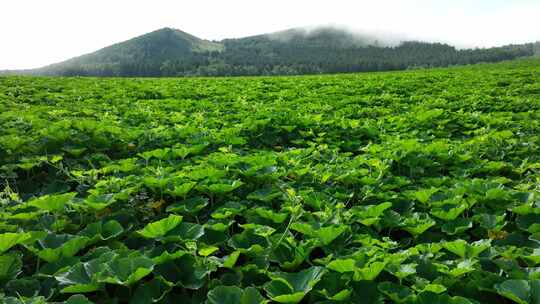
xmin=205 ymin=180 xmax=244 ymax=194
xmin=80 ymin=220 xmax=124 ymax=243
xmin=327 ymin=258 xmax=387 ymax=281
xmin=167 ymin=181 xmax=197 ymax=197
xmin=131 ymin=277 xmax=173 ymax=304
xmin=290 ymin=223 xmax=347 ymax=246
xmin=80 ymin=194 xmax=116 ymax=211
xmin=207 ymin=286 xmax=266 ymax=304
xmin=97 ymin=254 xmax=155 ymax=286
xmin=162 ymin=222 xmax=205 ymax=242
xmin=166 ymin=196 xmax=209 ymax=215
xmin=442 ymin=239 xmax=491 ymax=259
xmin=495 ymin=279 xmax=540 ymax=304
xmin=26 ymin=233 xmax=90 ymax=262
xmin=0 ymin=232 xmax=32 ymax=254
xmin=55 ymin=250 xmax=114 ymax=293
xmin=350 ymin=202 xmax=392 ymax=226
xmin=264 ymin=266 xmax=325 ymax=303
xmin=401 ymin=213 xmax=436 ymax=236
xmin=136 ymin=214 xmax=183 ymax=239
xmin=27 ymin=192 xmax=77 ymax=212
xmin=378 ymin=281 xmax=415 ymax=303
xmin=65 ymin=295 xmax=95 ymax=304
xmin=0 ymin=253 xmax=22 ymax=282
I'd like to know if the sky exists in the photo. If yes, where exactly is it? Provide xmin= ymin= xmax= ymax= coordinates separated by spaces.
xmin=1 ymin=0 xmax=539 ymax=70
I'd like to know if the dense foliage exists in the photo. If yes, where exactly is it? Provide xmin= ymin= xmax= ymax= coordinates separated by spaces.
xmin=0 ymin=59 xmax=539 ymax=303
xmin=6 ymin=27 xmax=537 ymax=77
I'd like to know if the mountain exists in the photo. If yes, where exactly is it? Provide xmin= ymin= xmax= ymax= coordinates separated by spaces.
xmin=246 ymin=27 xmax=396 ymax=48
xmin=534 ymin=42 xmax=540 ymax=56
xmin=37 ymin=28 xmax=223 ymax=76
xmin=5 ymin=27 xmax=538 ymax=77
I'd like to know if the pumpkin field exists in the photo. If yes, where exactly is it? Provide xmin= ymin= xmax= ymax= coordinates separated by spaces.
xmin=0 ymin=59 xmax=539 ymax=303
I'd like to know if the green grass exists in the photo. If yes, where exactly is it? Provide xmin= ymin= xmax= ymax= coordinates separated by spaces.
xmin=0 ymin=58 xmax=539 ymax=303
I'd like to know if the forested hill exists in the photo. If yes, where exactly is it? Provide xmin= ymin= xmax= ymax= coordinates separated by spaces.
xmin=4 ymin=27 xmax=538 ymax=77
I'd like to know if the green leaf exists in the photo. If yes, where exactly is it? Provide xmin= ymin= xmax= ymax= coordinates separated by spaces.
xmin=0 ymin=253 xmax=22 ymax=282
xmin=166 ymin=196 xmax=209 ymax=214
xmin=56 ymin=253 xmax=109 ymax=293
xmin=131 ymin=277 xmax=172 ymax=304
xmin=521 ymin=248 xmax=540 ymax=266
xmin=223 ymin=251 xmax=241 ymax=269
xmin=264 ymin=266 xmax=326 ymax=303
xmin=167 ymin=181 xmax=197 ymax=197
xmin=80 ymin=220 xmax=124 ymax=243
xmin=351 ymin=202 xmax=392 ymax=226
xmin=530 ymin=233 xmax=540 ymax=245
xmin=268 ymin=238 xmax=308 ymax=270
xmin=317 ymin=225 xmax=348 ymax=245
xmin=485 ymin=187 xmax=509 ymax=202
xmin=495 ymin=280 xmax=530 ymax=304
xmin=441 ymin=218 xmax=473 ymax=235
xmin=314 ymin=271 xmax=351 ymax=301
xmin=401 ymin=213 xmax=436 ymax=236
xmin=253 ymin=208 xmax=289 ymax=224
xmin=206 ymin=180 xmax=244 ymax=194
xmin=207 ymin=286 xmax=242 ymax=304
xmin=212 ymin=202 xmax=246 ymax=219
xmin=289 ymin=222 xmax=315 ymax=236
xmin=248 ymin=187 xmax=283 ymax=203
xmin=150 ymin=249 xmax=188 ymax=265
xmin=0 ymin=296 xmax=47 ymax=304
xmin=163 ymin=222 xmax=205 ymax=242
xmin=143 ymin=176 xmax=171 ymax=191
xmin=266 ymin=290 xmax=304 ymax=303
xmin=415 ymin=292 xmax=479 ymax=304
xmin=325 ymin=289 xmax=352 ymax=301
xmin=228 ymin=229 xmax=268 ymax=254
xmin=327 ymin=258 xmax=386 ymax=281
xmin=240 ymin=224 xmax=276 ymax=237
xmin=435 ymin=259 xmax=477 ymax=278
xmin=27 ymin=192 xmax=77 ymax=212
xmin=349 ymin=281 xmax=383 ymax=304
xmin=512 ymin=203 xmax=539 ymax=216
xmin=241 ymin=287 xmax=267 ymax=304
xmin=431 ymin=203 xmax=468 ymax=221
xmin=65 ymin=295 xmax=95 ymax=304
xmin=362 ymin=202 xmax=393 ymax=218
xmin=28 ymin=233 xmax=90 ymax=262
xmin=518 ymin=215 xmax=540 ymax=233
xmin=327 ymin=258 xmax=356 ymax=273
xmin=198 ymin=245 xmax=219 ymax=257
xmin=97 ymin=254 xmax=155 ymax=286
xmin=207 ymin=286 xmax=265 ymax=304
xmin=442 ymin=239 xmax=490 ymax=259
xmin=154 ymin=254 xmax=214 ymax=290
xmin=387 ymin=263 xmax=417 ymax=281
xmin=38 ymin=256 xmax=79 ymax=277
xmin=0 ymin=232 xmax=32 ymax=254
xmin=378 ymin=281 xmax=415 ymax=303
xmin=415 ymin=284 xmax=447 ymax=294
xmin=139 ymin=148 xmax=171 ymax=160
xmin=474 ymin=213 xmax=506 ymax=230
xmin=5 ymin=278 xmax=40 ymax=297
xmin=413 ymin=187 xmax=439 ymax=204
xmin=354 ymin=261 xmax=386 ymax=281
xmin=137 ymin=214 xmax=183 ymax=239
xmin=531 ymin=280 xmax=540 ymax=304
xmin=82 ymin=194 xmax=116 ymax=211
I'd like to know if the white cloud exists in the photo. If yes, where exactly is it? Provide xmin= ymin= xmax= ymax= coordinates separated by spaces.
xmin=1 ymin=0 xmax=539 ymax=69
